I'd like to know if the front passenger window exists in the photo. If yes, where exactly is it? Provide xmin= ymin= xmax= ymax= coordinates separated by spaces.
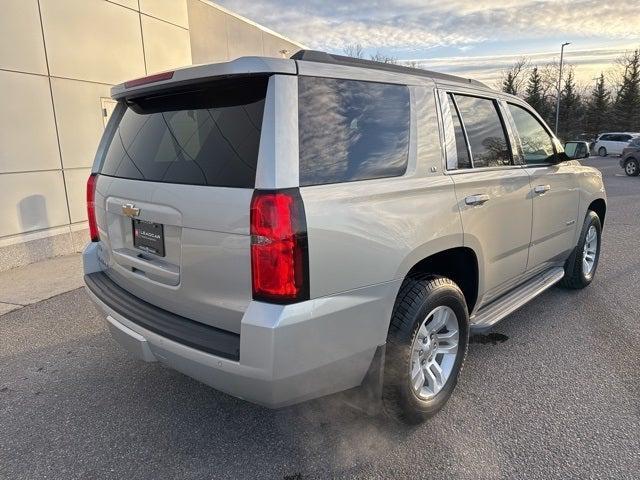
xmin=508 ymin=104 xmax=556 ymax=164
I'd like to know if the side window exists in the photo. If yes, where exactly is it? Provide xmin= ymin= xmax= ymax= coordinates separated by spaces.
xmin=454 ymin=95 xmax=512 ymax=168
xmin=447 ymin=94 xmax=471 ymax=169
xmin=600 ymin=134 xmax=611 ymax=141
xmin=507 ymin=104 xmax=556 ymax=165
xmin=298 ymin=77 xmax=410 ymax=186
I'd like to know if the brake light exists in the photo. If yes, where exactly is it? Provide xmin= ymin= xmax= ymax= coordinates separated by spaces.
xmin=124 ymin=71 xmax=174 ymax=88
xmin=87 ymin=173 xmax=99 ymax=242
xmin=250 ymin=189 xmax=309 ymax=303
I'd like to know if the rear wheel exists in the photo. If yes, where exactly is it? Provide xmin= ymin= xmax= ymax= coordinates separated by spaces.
xmin=560 ymin=211 xmax=602 ymax=289
xmin=382 ymin=275 xmax=469 ymax=424
xmin=598 ymin=146 xmax=607 ymax=157
xmin=624 ymin=158 xmax=639 ymax=176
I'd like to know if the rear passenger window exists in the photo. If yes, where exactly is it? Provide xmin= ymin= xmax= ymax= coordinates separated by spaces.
xmin=447 ymin=94 xmax=471 ymax=169
xmin=298 ymin=77 xmax=410 ymax=186
xmin=507 ymin=104 xmax=556 ymax=164
xmin=453 ymin=95 xmax=511 ymax=168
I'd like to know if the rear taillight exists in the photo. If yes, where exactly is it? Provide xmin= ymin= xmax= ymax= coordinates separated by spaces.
xmin=87 ymin=173 xmax=99 ymax=242
xmin=250 ymin=189 xmax=309 ymax=304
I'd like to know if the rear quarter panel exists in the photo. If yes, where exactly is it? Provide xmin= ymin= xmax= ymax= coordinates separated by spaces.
xmin=300 ymin=84 xmax=464 ymax=299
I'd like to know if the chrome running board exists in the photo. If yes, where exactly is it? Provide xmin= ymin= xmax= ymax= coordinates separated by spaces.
xmin=470 ymin=267 xmax=565 ymax=332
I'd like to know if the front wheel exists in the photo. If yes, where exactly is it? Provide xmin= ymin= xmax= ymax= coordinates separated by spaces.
xmin=382 ymin=275 xmax=469 ymax=424
xmin=560 ymin=211 xmax=602 ymax=289
xmin=624 ymin=158 xmax=639 ymax=176
xmin=598 ymin=146 xmax=607 ymax=157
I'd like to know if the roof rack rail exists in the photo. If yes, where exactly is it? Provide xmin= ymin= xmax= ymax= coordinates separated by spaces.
xmin=291 ymin=50 xmax=487 ymax=88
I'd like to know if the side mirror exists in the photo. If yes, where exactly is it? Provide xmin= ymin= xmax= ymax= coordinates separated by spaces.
xmin=564 ymin=141 xmax=588 ymax=160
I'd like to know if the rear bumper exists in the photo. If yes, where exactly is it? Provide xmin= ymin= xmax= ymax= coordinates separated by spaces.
xmin=83 ymin=244 xmax=398 ymax=408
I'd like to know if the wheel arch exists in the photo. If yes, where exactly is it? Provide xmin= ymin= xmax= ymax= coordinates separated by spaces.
xmin=588 ymin=198 xmax=607 ymax=227
xmin=401 ymin=247 xmax=480 ymax=314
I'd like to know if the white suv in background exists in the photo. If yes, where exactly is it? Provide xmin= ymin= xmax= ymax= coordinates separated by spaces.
xmin=594 ymin=132 xmax=640 ymax=156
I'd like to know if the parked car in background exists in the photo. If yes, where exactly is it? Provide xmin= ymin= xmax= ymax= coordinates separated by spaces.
xmin=620 ymin=137 xmax=640 ymax=176
xmin=594 ymin=132 xmax=640 ymax=156
xmin=564 ymin=141 xmax=590 ymax=159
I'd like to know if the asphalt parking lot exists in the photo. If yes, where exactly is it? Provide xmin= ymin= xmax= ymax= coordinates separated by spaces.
xmin=1 ymin=156 xmax=638 ymax=480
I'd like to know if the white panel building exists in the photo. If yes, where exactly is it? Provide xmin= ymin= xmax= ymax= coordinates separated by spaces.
xmin=0 ymin=0 xmax=303 ymax=271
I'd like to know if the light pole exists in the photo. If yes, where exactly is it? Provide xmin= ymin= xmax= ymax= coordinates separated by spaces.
xmin=554 ymin=42 xmax=571 ymax=135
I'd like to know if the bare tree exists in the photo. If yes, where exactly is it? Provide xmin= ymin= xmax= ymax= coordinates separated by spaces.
xmin=370 ymin=51 xmax=398 ymax=64
xmin=343 ymin=43 xmax=364 ymax=59
xmin=498 ymin=57 xmax=529 ymax=95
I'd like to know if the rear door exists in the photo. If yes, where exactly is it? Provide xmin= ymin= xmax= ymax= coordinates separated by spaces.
xmin=506 ymin=102 xmax=579 ymax=271
xmin=93 ymin=76 xmax=270 ymax=334
xmin=442 ymin=91 xmax=533 ymax=306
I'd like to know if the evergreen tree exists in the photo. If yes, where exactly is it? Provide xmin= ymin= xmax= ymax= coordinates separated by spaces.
xmin=525 ymin=67 xmax=551 ymax=119
xmin=585 ymin=73 xmax=611 ymax=136
xmin=499 ymin=57 xmax=528 ymax=96
xmin=611 ymin=49 xmax=640 ymax=131
xmin=502 ymin=72 xmax=518 ymax=95
xmin=558 ymin=69 xmax=581 ymax=140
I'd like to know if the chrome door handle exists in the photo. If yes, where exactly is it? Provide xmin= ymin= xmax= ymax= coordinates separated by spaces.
xmin=465 ymin=194 xmax=490 ymax=206
xmin=534 ymin=184 xmax=551 ymax=194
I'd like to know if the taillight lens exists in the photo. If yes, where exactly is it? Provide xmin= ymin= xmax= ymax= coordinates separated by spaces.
xmin=250 ymin=189 xmax=309 ymax=303
xmin=87 ymin=173 xmax=99 ymax=242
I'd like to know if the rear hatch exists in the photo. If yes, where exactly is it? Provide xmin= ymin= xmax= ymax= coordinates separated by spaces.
xmin=92 ymin=75 xmax=269 ymax=334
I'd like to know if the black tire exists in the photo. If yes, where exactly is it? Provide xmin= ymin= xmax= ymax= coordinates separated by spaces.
xmin=624 ymin=158 xmax=639 ymax=177
xmin=560 ymin=211 xmax=602 ymax=289
xmin=382 ymin=275 xmax=469 ymax=424
xmin=598 ymin=146 xmax=607 ymax=157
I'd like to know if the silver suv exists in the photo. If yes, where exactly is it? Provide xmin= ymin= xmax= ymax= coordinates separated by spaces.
xmin=83 ymin=51 xmax=606 ymax=423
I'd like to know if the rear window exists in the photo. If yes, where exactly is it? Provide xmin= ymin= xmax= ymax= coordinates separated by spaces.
xmin=298 ymin=77 xmax=410 ymax=186
xmin=99 ymin=76 xmax=268 ymax=188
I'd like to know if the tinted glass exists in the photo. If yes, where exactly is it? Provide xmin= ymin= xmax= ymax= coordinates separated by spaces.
xmin=454 ymin=95 xmax=511 ymax=168
xmin=600 ymin=134 xmax=612 ymax=141
xmin=298 ymin=77 xmax=410 ymax=186
xmin=508 ymin=104 xmax=556 ymax=164
xmin=564 ymin=142 xmax=578 ymax=157
xmin=100 ymin=77 xmax=267 ymax=187
xmin=447 ymin=94 xmax=471 ymax=169
xmin=621 ymin=134 xmax=632 ymax=141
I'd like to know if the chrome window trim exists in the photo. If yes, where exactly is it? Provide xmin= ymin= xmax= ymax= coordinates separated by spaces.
xmin=445 ymin=164 xmax=528 ymax=175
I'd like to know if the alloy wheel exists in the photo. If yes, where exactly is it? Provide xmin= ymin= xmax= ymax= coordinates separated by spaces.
xmin=582 ymin=225 xmax=598 ymax=276
xmin=409 ymin=305 xmax=459 ymax=400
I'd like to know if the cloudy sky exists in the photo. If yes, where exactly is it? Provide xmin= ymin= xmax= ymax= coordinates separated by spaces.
xmin=217 ymin=0 xmax=639 ymax=87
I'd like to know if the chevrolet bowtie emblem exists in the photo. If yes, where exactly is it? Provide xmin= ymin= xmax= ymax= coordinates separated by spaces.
xmin=122 ymin=203 xmax=140 ymax=218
